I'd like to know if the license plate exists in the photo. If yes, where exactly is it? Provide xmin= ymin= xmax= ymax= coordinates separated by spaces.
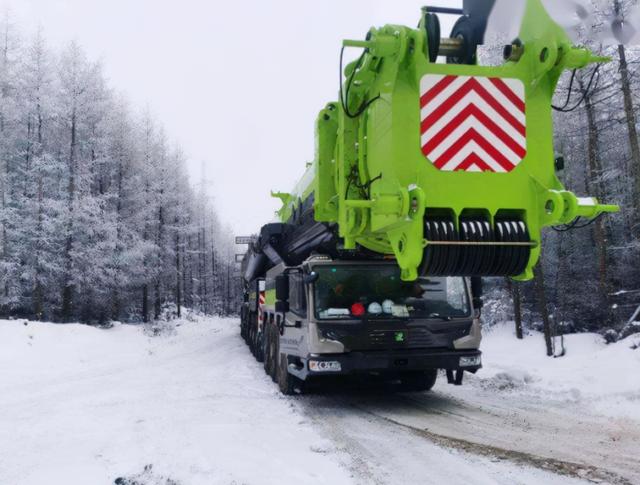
xmin=309 ymin=360 xmax=342 ymax=372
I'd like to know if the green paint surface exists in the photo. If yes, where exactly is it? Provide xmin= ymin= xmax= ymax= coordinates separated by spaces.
xmin=273 ymin=0 xmax=618 ymax=281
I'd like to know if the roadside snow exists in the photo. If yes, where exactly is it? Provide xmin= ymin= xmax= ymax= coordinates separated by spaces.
xmin=0 ymin=317 xmax=350 ymax=485
xmin=476 ymin=322 xmax=640 ymax=419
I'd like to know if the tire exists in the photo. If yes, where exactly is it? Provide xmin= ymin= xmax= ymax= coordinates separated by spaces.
xmin=398 ymin=369 xmax=438 ymax=392
xmin=278 ymin=353 xmax=303 ymax=395
xmin=251 ymin=323 xmax=260 ymax=360
xmin=241 ymin=310 xmax=249 ymax=342
xmin=249 ymin=324 xmax=256 ymax=356
xmin=255 ymin=331 xmax=264 ymax=363
xmin=268 ymin=327 xmax=279 ymax=383
xmin=263 ymin=325 xmax=272 ymax=375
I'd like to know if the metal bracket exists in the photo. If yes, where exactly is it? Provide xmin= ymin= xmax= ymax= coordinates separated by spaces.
xmin=446 ymin=369 xmax=464 ymax=385
xmin=422 ymin=6 xmax=464 ymax=15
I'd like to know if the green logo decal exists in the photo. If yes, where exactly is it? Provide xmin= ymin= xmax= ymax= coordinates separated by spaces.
xmin=394 ymin=332 xmax=405 ymax=342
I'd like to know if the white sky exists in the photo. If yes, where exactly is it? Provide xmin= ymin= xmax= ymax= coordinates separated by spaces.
xmin=6 ymin=0 xmax=459 ymax=235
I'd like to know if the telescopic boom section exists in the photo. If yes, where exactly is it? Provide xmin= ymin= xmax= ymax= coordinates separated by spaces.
xmin=265 ymin=0 xmax=618 ymax=283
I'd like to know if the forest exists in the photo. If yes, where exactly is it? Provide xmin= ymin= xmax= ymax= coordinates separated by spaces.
xmin=0 ymin=15 xmax=240 ymax=324
xmin=482 ymin=0 xmax=640 ymax=343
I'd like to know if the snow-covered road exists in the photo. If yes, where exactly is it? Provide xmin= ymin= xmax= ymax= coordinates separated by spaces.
xmin=299 ymin=322 xmax=640 ymax=484
xmin=0 ymin=317 xmax=638 ymax=485
xmin=300 ymin=381 xmax=638 ymax=485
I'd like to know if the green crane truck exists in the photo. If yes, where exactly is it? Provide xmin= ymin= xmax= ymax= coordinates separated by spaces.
xmin=240 ymin=0 xmax=619 ymax=394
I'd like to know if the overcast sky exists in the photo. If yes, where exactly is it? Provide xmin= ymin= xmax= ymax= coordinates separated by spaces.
xmin=6 ymin=0 xmax=460 ymax=235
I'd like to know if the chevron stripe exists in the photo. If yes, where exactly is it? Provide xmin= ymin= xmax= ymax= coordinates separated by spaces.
xmin=422 ymin=102 xmax=526 ymax=158
xmin=457 ymin=152 xmax=494 ymax=172
xmin=420 ymin=74 xmax=527 ymax=173
xmin=437 ymin=140 xmax=511 ymax=173
xmin=432 ymin=129 xmax=516 ymax=172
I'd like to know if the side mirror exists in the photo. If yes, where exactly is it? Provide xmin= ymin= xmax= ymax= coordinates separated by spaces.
xmin=275 ymin=274 xmax=289 ymax=302
xmin=470 ymin=277 xmax=483 ymax=298
xmin=275 ymin=300 xmax=289 ymax=313
xmin=470 ymin=277 xmax=484 ymax=312
xmin=304 ymin=272 xmax=319 ymax=284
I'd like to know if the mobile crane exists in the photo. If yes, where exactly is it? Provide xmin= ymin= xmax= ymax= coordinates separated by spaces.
xmin=240 ymin=0 xmax=619 ymax=394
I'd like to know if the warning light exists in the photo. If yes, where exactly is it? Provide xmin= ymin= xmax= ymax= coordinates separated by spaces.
xmin=351 ymin=303 xmax=365 ymax=316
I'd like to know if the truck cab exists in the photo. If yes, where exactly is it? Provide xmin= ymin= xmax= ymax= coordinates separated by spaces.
xmin=260 ymin=255 xmax=482 ymax=394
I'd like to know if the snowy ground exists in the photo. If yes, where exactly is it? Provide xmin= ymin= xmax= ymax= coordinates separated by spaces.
xmin=469 ymin=323 xmax=640 ymax=419
xmin=0 ymin=316 xmax=638 ymax=485
xmin=318 ymin=324 xmax=640 ymax=484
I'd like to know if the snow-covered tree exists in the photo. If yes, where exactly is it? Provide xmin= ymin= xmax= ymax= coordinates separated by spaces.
xmin=0 ymin=23 xmax=239 ymax=323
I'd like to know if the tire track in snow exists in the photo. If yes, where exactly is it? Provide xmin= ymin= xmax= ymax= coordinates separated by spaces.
xmin=356 ymin=406 xmax=633 ymax=485
xmin=332 ymin=380 xmax=640 ymax=483
xmin=298 ymin=393 xmax=587 ymax=485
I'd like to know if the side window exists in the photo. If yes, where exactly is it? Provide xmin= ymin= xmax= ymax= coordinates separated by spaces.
xmin=289 ymin=273 xmax=307 ymax=316
xmin=446 ymin=277 xmax=470 ymax=313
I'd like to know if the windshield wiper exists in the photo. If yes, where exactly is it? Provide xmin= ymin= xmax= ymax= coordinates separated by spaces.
xmin=427 ymin=313 xmax=452 ymax=321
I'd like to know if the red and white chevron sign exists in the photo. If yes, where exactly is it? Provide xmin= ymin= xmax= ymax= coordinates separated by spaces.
xmin=258 ymin=291 xmax=265 ymax=322
xmin=420 ymin=74 xmax=527 ymax=173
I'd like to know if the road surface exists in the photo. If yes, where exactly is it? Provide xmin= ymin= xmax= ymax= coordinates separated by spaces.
xmin=1 ymin=317 xmax=638 ymax=484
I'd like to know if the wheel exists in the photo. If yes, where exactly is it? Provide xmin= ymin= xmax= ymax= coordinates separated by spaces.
xmin=255 ymin=331 xmax=264 ymax=363
xmin=263 ymin=325 xmax=272 ymax=375
xmin=277 ymin=353 xmax=303 ymax=395
xmin=241 ymin=310 xmax=249 ymax=342
xmin=268 ymin=327 xmax=279 ymax=383
xmin=249 ymin=324 xmax=256 ymax=356
xmin=398 ymin=369 xmax=438 ymax=392
xmin=251 ymin=323 xmax=260 ymax=359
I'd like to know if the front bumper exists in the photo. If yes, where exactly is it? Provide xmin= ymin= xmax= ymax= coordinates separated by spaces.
xmin=294 ymin=349 xmax=481 ymax=380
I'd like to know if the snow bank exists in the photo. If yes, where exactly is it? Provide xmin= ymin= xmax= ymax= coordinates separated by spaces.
xmin=476 ymin=322 xmax=640 ymax=418
xmin=0 ymin=317 xmax=351 ymax=485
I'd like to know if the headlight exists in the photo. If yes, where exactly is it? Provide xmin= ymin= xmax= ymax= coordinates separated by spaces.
xmin=459 ymin=355 xmax=481 ymax=367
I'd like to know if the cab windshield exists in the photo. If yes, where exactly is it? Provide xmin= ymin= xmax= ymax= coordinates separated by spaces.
xmin=313 ymin=264 xmax=470 ymax=321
